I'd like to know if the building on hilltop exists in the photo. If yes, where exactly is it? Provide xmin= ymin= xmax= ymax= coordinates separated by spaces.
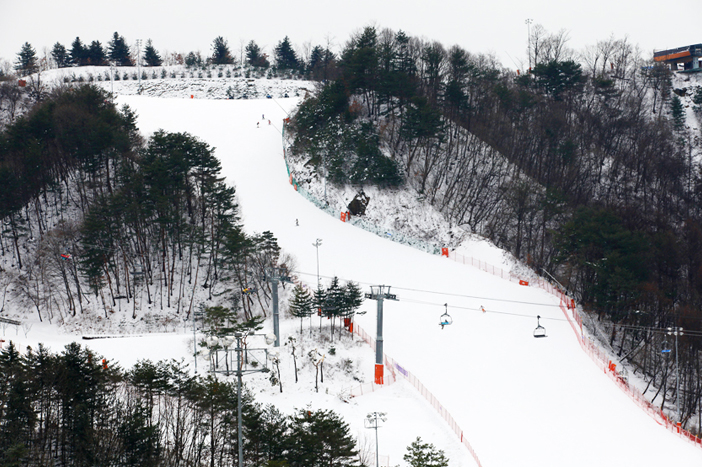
xmin=654 ymin=43 xmax=702 ymax=72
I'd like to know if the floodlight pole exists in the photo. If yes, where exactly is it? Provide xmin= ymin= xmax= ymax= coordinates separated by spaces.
xmin=136 ymin=39 xmax=142 ymax=87
xmin=668 ymin=326 xmax=684 ymax=422
xmin=365 ymin=412 xmax=386 ymax=467
xmin=313 ymin=239 xmax=322 ymax=289
xmin=313 ymin=239 xmax=323 ymax=330
xmin=525 ymin=19 xmax=533 ymax=69
xmin=365 ymin=286 xmax=398 ymax=384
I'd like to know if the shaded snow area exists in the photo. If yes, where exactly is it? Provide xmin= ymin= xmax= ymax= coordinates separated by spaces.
xmin=3 ymin=87 xmax=702 ymax=466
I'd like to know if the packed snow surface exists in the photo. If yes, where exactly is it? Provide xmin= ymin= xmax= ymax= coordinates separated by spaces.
xmin=5 ymin=90 xmax=702 ymax=466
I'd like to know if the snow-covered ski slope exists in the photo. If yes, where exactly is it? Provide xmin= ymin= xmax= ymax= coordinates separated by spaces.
xmin=117 ymin=94 xmax=702 ymax=467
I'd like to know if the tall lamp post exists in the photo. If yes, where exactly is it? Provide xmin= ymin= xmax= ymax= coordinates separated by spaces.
xmin=365 ymin=412 xmax=387 ymax=467
xmin=667 ymin=327 xmax=684 ymax=422
xmin=312 ymin=238 xmax=322 ymax=289
xmin=525 ymin=18 xmax=533 ymax=69
xmin=135 ymin=39 xmax=142 ymax=88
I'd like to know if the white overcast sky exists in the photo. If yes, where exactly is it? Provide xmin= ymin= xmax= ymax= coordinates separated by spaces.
xmin=1 ymin=0 xmax=700 ymax=70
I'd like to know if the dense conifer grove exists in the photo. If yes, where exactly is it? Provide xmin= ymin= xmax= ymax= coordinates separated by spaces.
xmin=0 ymin=341 xmax=359 ymax=467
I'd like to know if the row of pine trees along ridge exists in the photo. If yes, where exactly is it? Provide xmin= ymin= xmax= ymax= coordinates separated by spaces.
xmin=10 ymin=33 xmax=322 ymax=77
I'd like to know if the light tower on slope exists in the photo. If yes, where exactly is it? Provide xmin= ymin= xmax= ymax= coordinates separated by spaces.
xmin=525 ymin=18 xmax=533 ymax=69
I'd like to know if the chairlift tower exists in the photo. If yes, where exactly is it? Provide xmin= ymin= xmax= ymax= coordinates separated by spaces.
xmin=365 ymin=286 xmax=398 ymax=384
xmin=266 ymin=266 xmax=293 ymax=347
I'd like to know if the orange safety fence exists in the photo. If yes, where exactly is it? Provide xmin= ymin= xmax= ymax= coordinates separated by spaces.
xmin=445 ymin=249 xmax=702 ymax=449
xmin=346 ymin=323 xmax=484 ymax=467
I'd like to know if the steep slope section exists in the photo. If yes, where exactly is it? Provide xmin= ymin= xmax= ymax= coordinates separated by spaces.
xmin=118 ymin=95 xmax=702 ymax=467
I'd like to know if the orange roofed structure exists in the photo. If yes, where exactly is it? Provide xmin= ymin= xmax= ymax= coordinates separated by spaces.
xmin=654 ymin=43 xmax=702 ymax=72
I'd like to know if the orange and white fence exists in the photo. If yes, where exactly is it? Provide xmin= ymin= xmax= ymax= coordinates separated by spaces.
xmin=345 ymin=322 xmax=484 ymax=467
xmin=446 ymin=248 xmax=702 ymax=449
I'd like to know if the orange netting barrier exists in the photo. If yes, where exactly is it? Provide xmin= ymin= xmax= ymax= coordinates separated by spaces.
xmin=445 ymin=249 xmax=702 ymax=449
xmin=347 ymin=323 xmax=484 ymax=467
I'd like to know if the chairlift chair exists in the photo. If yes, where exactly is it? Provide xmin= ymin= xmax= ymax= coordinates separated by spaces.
xmin=533 ymin=315 xmax=547 ymax=338
xmin=439 ymin=303 xmax=453 ymax=329
xmin=661 ymin=340 xmax=671 ymax=354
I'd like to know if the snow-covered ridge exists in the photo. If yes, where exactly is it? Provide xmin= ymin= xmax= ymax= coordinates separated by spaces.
xmin=30 ymin=65 xmax=315 ymax=100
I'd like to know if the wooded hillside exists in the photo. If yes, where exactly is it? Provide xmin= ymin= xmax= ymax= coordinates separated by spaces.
xmin=288 ymin=25 xmax=702 ymax=429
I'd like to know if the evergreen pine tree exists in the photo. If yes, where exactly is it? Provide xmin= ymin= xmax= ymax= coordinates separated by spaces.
xmin=51 ymin=42 xmax=70 ymax=68
xmin=313 ymin=285 xmax=326 ymax=330
xmin=274 ymin=36 xmax=299 ymax=71
xmin=70 ymin=37 xmax=87 ymax=66
xmin=108 ymin=32 xmax=133 ymax=66
xmin=119 ymin=401 xmax=161 ymax=467
xmin=403 ymin=437 xmax=449 ymax=467
xmin=324 ymin=276 xmax=347 ymax=340
xmin=289 ymin=284 xmax=314 ymax=333
xmin=342 ymin=281 xmax=363 ymax=318
xmin=245 ymin=40 xmax=269 ymax=68
xmin=87 ymin=40 xmax=107 ymax=66
xmin=307 ymin=45 xmax=335 ymax=80
xmin=14 ymin=42 xmax=38 ymax=75
xmin=142 ymin=39 xmax=162 ymax=66
xmin=286 ymin=409 xmax=358 ymax=467
xmin=671 ymin=94 xmax=686 ymax=133
xmin=0 ymin=342 xmax=35 ymax=461
xmin=184 ymin=51 xmax=202 ymax=68
xmin=211 ymin=36 xmax=234 ymax=65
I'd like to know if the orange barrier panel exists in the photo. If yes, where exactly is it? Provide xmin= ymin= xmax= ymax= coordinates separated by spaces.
xmin=349 ymin=323 xmax=484 ymax=467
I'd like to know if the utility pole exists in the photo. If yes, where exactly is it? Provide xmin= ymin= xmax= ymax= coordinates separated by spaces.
xmin=110 ymin=61 xmax=115 ymax=97
xmin=207 ymin=332 xmax=274 ymax=467
xmin=266 ymin=266 xmax=292 ymax=347
xmin=365 ymin=286 xmax=398 ymax=384
xmin=312 ymin=239 xmax=323 ymax=330
xmin=365 ymin=412 xmax=387 ymax=467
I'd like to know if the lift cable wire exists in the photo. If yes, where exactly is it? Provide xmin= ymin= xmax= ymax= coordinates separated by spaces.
xmin=292 ymin=269 xmax=702 ymax=337
xmin=293 ymin=270 xmax=564 ymax=316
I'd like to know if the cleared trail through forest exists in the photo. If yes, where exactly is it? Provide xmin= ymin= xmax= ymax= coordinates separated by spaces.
xmin=119 ymin=95 xmax=702 ymax=467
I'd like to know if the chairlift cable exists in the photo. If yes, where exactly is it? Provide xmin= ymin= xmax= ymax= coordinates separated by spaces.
xmin=292 ymin=269 xmax=702 ymax=335
xmin=292 ymin=270 xmax=561 ymax=308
